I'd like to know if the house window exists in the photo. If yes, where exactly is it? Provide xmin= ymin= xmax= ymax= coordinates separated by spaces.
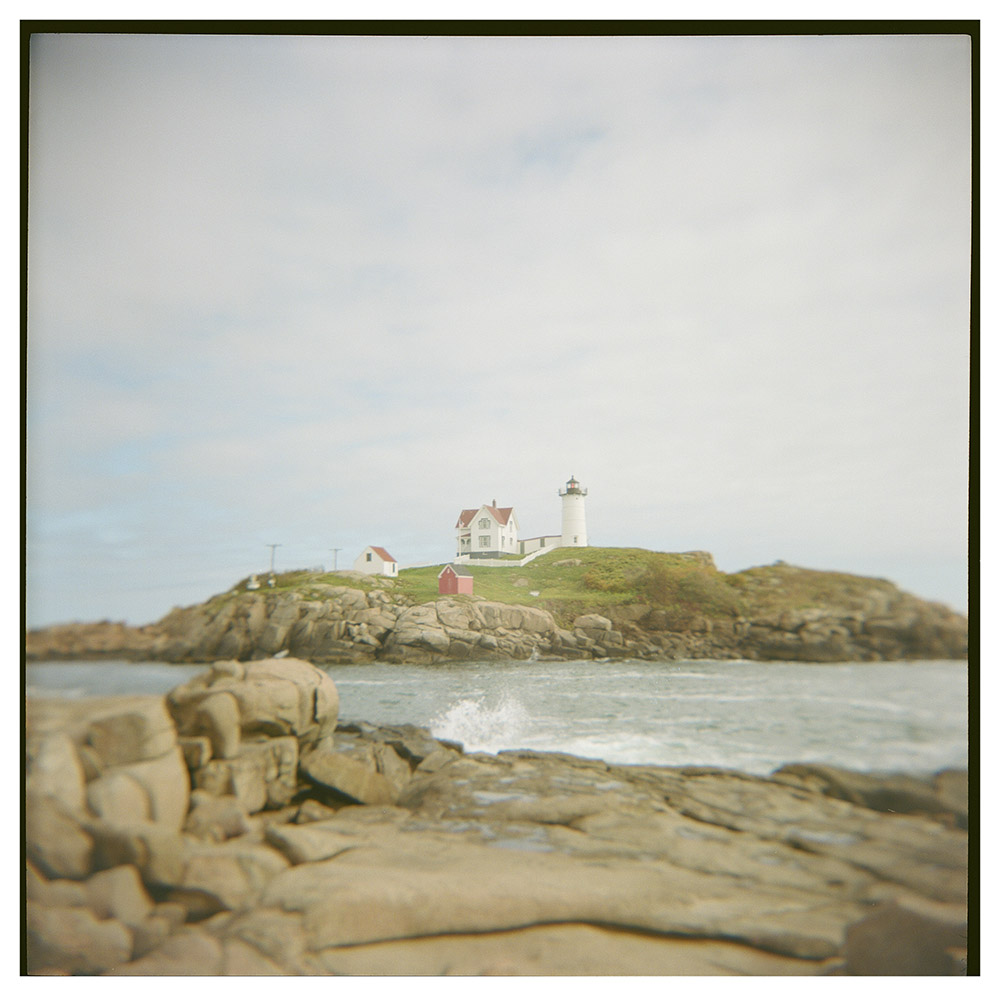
xmin=478 ymin=518 xmax=490 ymax=529
xmin=366 ymin=553 xmax=372 ymax=561
xmin=479 ymin=536 xmax=491 ymax=548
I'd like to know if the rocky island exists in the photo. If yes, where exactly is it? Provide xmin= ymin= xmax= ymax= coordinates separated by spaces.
xmin=26 ymin=550 xmax=968 ymax=665
xmin=25 ymin=657 xmax=969 ymax=976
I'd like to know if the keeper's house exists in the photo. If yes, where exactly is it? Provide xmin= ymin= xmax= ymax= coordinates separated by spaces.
xmin=438 ymin=563 xmax=474 ymax=595
xmin=353 ymin=545 xmax=398 ymax=577
xmin=454 ymin=500 xmax=519 ymax=559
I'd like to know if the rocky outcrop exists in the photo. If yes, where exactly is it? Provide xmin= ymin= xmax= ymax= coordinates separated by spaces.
xmin=25 ymin=659 xmax=969 ymax=976
xmin=25 ymin=621 xmax=160 ymax=662
xmin=735 ymin=602 xmax=968 ymax=662
xmin=25 ymin=564 xmax=967 ymax=665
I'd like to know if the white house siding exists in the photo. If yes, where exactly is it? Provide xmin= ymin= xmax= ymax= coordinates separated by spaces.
xmin=519 ymin=535 xmax=562 ymax=555
xmin=456 ymin=504 xmax=519 ymax=559
xmin=353 ymin=546 xmax=398 ymax=576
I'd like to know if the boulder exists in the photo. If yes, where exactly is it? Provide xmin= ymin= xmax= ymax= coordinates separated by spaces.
xmin=573 ymin=613 xmax=612 ymax=632
xmin=435 ymin=599 xmax=478 ymax=630
xmin=192 ymin=736 xmax=299 ymax=813
xmin=167 ymin=658 xmax=339 ymax=757
xmin=25 ymin=793 xmax=94 ymax=881
xmin=184 ymin=790 xmax=254 ymax=842
xmin=213 ymin=908 xmax=323 ymax=975
xmin=264 ymin=821 xmax=362 ymax=865
xmin=300 ymin=748 xmax=394 ymax=806
xmin=515 ymin=605 xmax=558 ymax=634
xmin=167 ymin=840 xmax=290 ymax=918
xmin=88 ymin=821 xmax=187 ymax=890
xmin=26 ymin=902 xmax=133 ymax=974
xmin=85 ymin=699 xmax=178 ymax=767
xmin=25 ymin=861 xmax=87 ymax=909
xmin=25 ymin=732 xmax=87 ymax=813
xmin=336 ymin=721 xmax=463 ymax=768
xmin=111 ymin=748 xmax=190 ymax=830
xmin=86 ymin=772 xmax=151 ymax=826
xmin=179 ymin=736 xmax=213 ymax=769
xmin=84 ymin=864 xmax=155 ymax=927
xmin=107 ymin=928 xmax=225 ymax=976
xmin=774 ymin=764 xmax=967 ymax=825
xmin=26 ymin=695 xmax=188 ymax=831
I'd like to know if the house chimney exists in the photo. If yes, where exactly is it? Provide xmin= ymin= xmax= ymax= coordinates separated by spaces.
xmin=492 ymin=499 xmax=496 ymax=507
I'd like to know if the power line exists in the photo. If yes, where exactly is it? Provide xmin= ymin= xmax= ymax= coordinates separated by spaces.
xmin=266 ymin=543 xmax=282 ymax=573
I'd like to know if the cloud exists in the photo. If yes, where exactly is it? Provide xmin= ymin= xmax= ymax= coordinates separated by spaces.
xmin=26 ymin=31 xmax=971 ymax=626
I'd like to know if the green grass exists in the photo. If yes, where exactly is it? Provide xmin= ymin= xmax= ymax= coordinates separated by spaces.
xmin=229 ymin=570 xmax=379 ymax=599
xmin=394 ymin=547 xmax=741 ymax=627
xmin=219 ymin=551 xmax=906 ymax=627
xmin=724 ymin=562 xmax=899 ymax=613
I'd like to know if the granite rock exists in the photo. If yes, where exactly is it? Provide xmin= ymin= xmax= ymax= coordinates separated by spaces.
xmin=24 ymin=660 xmax=970 ymax=976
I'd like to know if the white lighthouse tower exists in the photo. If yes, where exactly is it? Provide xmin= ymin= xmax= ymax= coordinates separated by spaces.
xmin=558 ymin=475 xmax=588 ymax=548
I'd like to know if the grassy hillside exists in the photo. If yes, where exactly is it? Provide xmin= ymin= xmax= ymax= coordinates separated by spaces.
xmin=225 ymin=548 xmax=917 ymax=630
xmin=724 ymin=561 xmax=905 ymax=613
xmin=395 ymin=547 xmax=743 ymax=628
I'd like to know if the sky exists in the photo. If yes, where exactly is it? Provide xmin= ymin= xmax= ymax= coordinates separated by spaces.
xmin=24 ymin=28 xmax=973 ymax=628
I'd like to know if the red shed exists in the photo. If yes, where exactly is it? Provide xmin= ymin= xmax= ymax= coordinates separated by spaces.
xmin=438 ymin=563 xmax=474 ymax=595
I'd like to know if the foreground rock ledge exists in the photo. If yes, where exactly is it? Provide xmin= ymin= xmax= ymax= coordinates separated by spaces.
xmin=25 ymin=658 xmax=969 ymax=976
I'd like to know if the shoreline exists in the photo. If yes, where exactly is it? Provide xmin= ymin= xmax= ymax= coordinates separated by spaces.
xmin=25 ymin=656 xmax=969 ymax=779
xmin=25 ymin=556 xmax=969 ymax=667
xmin=25 ymin=657 xmax=969 ymax=976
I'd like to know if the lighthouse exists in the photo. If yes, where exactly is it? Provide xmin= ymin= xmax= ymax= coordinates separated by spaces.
xmin=558 ymin=475 xmax=588 ymax=548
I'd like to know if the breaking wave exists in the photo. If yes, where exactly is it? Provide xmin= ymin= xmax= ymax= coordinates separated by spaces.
xmin=430 ymin=694 xmax=531 ymax=754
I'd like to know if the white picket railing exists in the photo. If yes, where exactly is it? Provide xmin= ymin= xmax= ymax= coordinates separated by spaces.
xmin=450 ymin=546 xmax=561 ymax=568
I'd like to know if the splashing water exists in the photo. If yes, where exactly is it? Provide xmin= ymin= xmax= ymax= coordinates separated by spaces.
xmin=26 ymin=657 xmax=968 ymax=775
xmin=430 ymin=693 xmax=531 ymax=753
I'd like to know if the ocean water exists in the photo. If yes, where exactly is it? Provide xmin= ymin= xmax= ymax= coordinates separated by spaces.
xmin=25 ymin=657 xmax=969 ymax=776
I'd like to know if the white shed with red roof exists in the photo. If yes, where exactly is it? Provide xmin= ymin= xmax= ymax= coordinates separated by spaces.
xmin=353 ymin=545 xmax=398 ymax=576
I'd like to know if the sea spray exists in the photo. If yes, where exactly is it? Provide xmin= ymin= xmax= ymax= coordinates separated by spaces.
xmin=430 ymin=693 xmax=531 ymax=754
xmin=25 ymin=658 xmax=968 ymax=775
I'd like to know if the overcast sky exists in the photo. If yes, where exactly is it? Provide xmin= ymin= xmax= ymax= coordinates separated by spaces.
xmin=25 ymin=29 xmax=972 ymax=628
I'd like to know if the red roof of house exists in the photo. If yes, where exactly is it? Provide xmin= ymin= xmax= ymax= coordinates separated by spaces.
xmin=489 ymin=505 xmax=514 ymax=525
xmin=455 ymin=504 xmax=514 ymax=528
xmin=368 ymin=546 xmax=396 ymax=563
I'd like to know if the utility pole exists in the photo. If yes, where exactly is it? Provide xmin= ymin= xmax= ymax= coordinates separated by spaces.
xmin=267 ymin=543 xmax=282 ymax=574
xmin=330 ymin=548 xmax=342 ymax=572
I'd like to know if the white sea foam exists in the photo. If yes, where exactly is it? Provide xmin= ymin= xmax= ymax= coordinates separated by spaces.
xmin=430 ymin=694 xmax=531 ymax=753
xmin=26 ymin=658 xmax=969 ymax=775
